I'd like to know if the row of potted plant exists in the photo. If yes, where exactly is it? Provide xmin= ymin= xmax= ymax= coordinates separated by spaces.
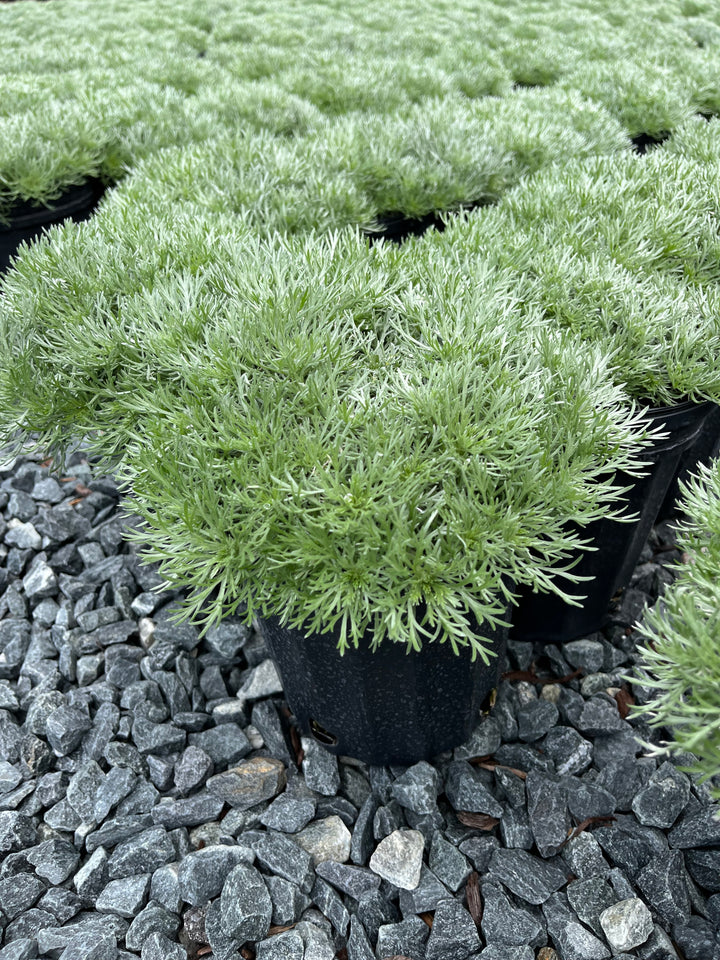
xmin=3 ymin=0 xmax=720 ymax=765
xmin=2 ymin=0 xmax=720 ymax=232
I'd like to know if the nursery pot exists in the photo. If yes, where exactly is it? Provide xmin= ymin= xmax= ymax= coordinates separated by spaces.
xmin=0 ymin=179 xmax=104 ymax=273
xmin=658 ymin=402 xmax=720 ymax=521
xmin=510 ymin=399 xmax=715 ymax=645
xmin=258 ymin=607 xmax=509 ymax=766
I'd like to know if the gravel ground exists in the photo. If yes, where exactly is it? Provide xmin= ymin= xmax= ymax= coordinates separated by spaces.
xmin=0 ymin=447 xmax=718 ymax=960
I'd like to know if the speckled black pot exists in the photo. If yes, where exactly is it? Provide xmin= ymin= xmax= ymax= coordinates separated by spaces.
xmin=658 ymin=402 xmax=720 ymax=521
xmin=511 ymin=399 xmax=715 ymax=645
xmin=258 ymin=610 xmax=508 ymax=766
xmin=0 ymin=179 xmax=104 ymax=273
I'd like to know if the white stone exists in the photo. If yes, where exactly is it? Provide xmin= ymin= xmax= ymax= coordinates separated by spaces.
xmin=6 ymin=518 xmax=42 ymax=550
xmin=295 ymin=816 xmax=351 ymax=865
xmin=369 ymin=829 xmax=424 ymax=890
xmin=23 ymin=558 xmax=58 ymax=598
xmin=600 ymin=898 xmax=654 ymax=953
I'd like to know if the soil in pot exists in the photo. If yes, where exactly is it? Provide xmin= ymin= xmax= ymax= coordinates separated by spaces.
xmin=510 ymin=399 xmax=714 ymax=645
xmin=0 ymin=179 xmax=105 ymax=273
xmin=258 ymin=607 xmax=509 ymax=767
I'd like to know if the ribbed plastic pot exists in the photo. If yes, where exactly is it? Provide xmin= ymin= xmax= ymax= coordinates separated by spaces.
xmin=510 ymin=399 xmax=715 ymax=645
xmin=658 ymin=403 xmax=720 ymax=521
xmin=0 ymin=180 xmax=104 ymax=273
xmin=258 ymin=609 xmax=509 ymax=766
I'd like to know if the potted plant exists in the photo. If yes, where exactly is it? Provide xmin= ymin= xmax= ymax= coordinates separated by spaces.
xmin=630 ymin=457 xmax=720 ymax=801
xmin=0 ymin=226 xmax=653 ymax=763
xmin=409 ymin=145 xmax=720 ymax=642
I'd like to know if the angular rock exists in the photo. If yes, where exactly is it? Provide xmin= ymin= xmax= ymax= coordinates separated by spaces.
xmin=301 ymin=738 xmax=340 ymax=797
xmin=526 ymin=770 xmax=570 ymax=858
xmin=480 ymin=881 xmax=544 ymax=947
xmin=429 ymin=830 xmax=471 ymax=892
xmin=101 ymin=824 xmax=173 ymax=879
xmin=575 ymin=697 xmax=628 ymax=737
xmin=376 ymin=916 xmax=429 ymax=960
xmin=672 ymin=916 xmax=719 ymax=960
xmin=177 ymin=844 xmax=254 ymax=906
xmin=36 ymin=914 xmax=128 ymax=954
xmin=444 ymin=761 xmax=504 ymax=818
xmin=46 ymin=706 xmax=92 ymax=756
xmin=94 ymin=766 xmax=137 ymax=822
xmin=37 ymin=887 xmax=82 ymax=924
xmin=237 ymin=659 xmax=283 ymax=701
xmin=316 ymin=860 xmax=381 ymax=899
xmin=295 ymin=816 xmax=351 ymax=865
xmin=58 ymin=933 xmax=118 ymax=960
xmin=595 ymin=757 xmax=654 ymax=813
xmin=265 ymin=875 xmax=311 ymax=926
xmin=26 ymin=838 xmax=80 ymax=884
xmin=636 ymin=849 xmax=691 ymax=926
xmin=206 ymin=757 xmax=286 ymax=809
xmin=151 ymin=794 xmax=225 ymax=829
xmin=500 ymin=805 xmax=534 ymax=850
xmin=425 ymin=897 xmax=481 ymax=960
xmin=255 ymin=931 xmax=304 ymax=960
xmin=187 ymin=724 xmax=250 ymax=767
xmin=631 ymin=762 xmax=690 ymax=829
xmin=390 ymin=761 xmax=441 ymax=815
xmin=0 ymin=873 xmax=46 ymax=920
xmin=132 ymin=718 xmax=186 ymax=757
xmin=0 ymin=811 xmax=37 ymax=852
xmin=260 ymin=794 xmax=315 ymax=834
xmin=125 ymin=903 xmax=179 ymax=952
xmin=488 ymin=848 xmax=568 ymax=905
xmin=398 ymin=865 xmax=450 ymax=915
xmin=543 ymin=727 xmax=593 ymax=776
xmin=0 ymin=940 xmax=40 ymax=960
xmin=346 ymin=915 xmax=374 ymax=960
xmin=517 ymin=699 xmax=559 ymax=742
xmin=73 ymin=838 xmax=108 ymax=887
xmin=686 ymin=848 xmax=720 ymax=892
xmin=477 ymin=948 xmax=533 ymax=960
xmin=369 ymin=828 xmax=424 ymax=890
xmin=563 ymin=639 xmax=605 ymax=674
xmin=564 ymin=778 xmax=617 ymax=821
xmin=542 ymin=891 xmax=610 ymax=959
xmin=566 ymin=876 xmax=616 ymax=938
xmin=96 ymin=875 xmax=151 ymax=918
xmin=251 ymin=830 xmax=315 ymax=893
xmin=173 ymin=746 xmax=214 ymax=795
xmin=219 ymin=863 xmax=272 ymax=942
xmin=454 ymin=715 xmax=502 ymax=761
xmin=140 ymin=933 xmax=186 ymax=960
xmin=668 ymin=804 xmax=720 ymax=848
xmin=599 ymin=898 xmax=654 ymax=953
xmin=311 ymin=876 xmax=350 ymax=935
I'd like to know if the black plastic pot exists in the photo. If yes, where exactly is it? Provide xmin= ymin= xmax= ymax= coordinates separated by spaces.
xmin=658 ymin=403 xmax=720 ymax=520
xmin=510 ymin=399 xmax=715 ymax=644
xmin=258 ymin=609 xmax=509 ymax=766
xmin=0 ymin=180 xmax=104 ymax=273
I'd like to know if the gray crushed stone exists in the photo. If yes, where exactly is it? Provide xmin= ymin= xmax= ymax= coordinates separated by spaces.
xmin=0 ymin=451 xmax=715 ymax=959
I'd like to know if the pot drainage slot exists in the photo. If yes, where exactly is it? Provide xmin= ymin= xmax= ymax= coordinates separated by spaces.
xmin=310 ymin=718 xmax=338 ymax=746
